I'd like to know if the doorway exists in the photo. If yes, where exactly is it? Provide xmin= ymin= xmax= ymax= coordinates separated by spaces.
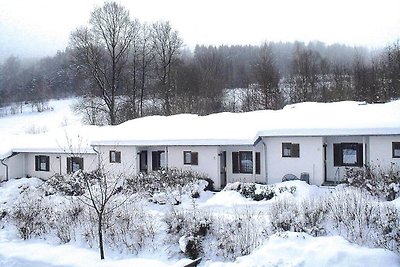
xmin=139 ymin=151 xmax=148 ymax=172
xmin=220 ymin=151 xmax=227 ymax=188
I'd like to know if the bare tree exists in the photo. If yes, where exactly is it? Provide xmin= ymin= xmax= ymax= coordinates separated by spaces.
xmin=289 ymin=43 xmax=321 ymax=103
xmin=194 ymin=45 xmax=225 ymax=114
xmin=252 ymin=43 xmax=282 ymax=110
xmin=151 ymin=21 xmax=183 ymax=115
xmin=70 ymin=1 xmax=139 ymax=125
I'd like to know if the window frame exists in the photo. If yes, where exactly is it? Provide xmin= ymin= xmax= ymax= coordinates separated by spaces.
xmin=109 ymin=150 xmax=121 ymax=163
xmin=282 ymin=143 xmax=300 ymax=158
xmin=183 ymin=151 xmax=198 ymax=165
xmin=393 ymin=142 xmax=400 ymax=158
xmin=334 ymin=143 xmax=363 ymax=167
xmin=152 ymin=150 xmax=166 ymax=171
xmin=35 ymin=155 xmax=50 ymax=172
xmin=67 ymin=157 xmax=84 ymax=173
xmin=232 ymin=151 xmax=260 ymax=174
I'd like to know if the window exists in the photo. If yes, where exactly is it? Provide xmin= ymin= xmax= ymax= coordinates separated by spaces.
xmin=183 ymin=151 xmax=198 ymax=165
xmin=393 ymin=142 xmax=400 ymax=158
xmin=282 ymin=143 xmax=300 ymax=158
xmin=67 ymin=157 xmax=84 ymax=173
xmin=152 ymin=151 xmax=166 ymax=171
xmin=35 ymin=155 xmax=49 ymax=172
xmin=334 ymin=143 xmax=363 ymax=167
xmin=232 ymin=151 xmax=260 ymax=174
xmin=109 ymin=150 xmax=121 ymax=163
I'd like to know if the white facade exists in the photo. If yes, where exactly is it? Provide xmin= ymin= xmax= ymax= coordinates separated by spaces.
xmin=1 ymin=152 xmax=98 ymax=180
xmin=324 ymin=136 xmax=367 ymax=181
xmin=95 ymin=145 xmax=137 ymax=177
xmin=223 ymin=144 xmax=265 ymax=184
xmin=262 ymin=136 xmax=325 ymax=185
xmin=96 ymin=144 xmax=266 ymax=190
xmin=2 ymin=135 xmax=400 ymax=189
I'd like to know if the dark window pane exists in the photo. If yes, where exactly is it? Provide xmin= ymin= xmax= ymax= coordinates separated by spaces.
xmin=239 ymin=151 xmax=253 ymax=173
xmin=232 ymin=152 xmax=239 ymax=173
xmin=256 ymin=152 xmax=260 ymax=174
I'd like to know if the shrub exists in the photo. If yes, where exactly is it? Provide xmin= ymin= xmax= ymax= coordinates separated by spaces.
xmin=327 ymin=188 xmax=378 ymax=244
xmin=127 ymin=168 xmax=211 ymax=204
xmin=45 ymin=173 xmax=86 ymax=196
xmin=164 ymin=203 xmax=213 ymax=259
xmin=374 ymin=204 xmax=400 ymax=254
xmin=213 ymin=207 xmax=267 ymax=260
xmin=225 ymin=182 xmax=296 ymax=201
xmin=106 ymin=202 xmax=157 ymax=254
xmin=269 ymin=197 xmax=327 ymax=237
xmin=269 ymin=198 xmax=300 ymax=232
xmin=345 ymin=163 xmax=400 ymax=201
xmin=10 ymin=191 xmax=53 ymax=240
xmin=52 ymin=201 xmax=84 ymax=243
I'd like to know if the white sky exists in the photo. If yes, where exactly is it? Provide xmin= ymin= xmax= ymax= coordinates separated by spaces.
xmin=0 ymin=0 xmax=399 ymax=59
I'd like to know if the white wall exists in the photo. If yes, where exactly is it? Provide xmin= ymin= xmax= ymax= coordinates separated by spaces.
xmin=23 ymin=152 xmax=98 ymax=180
xmin=96 ymin=145 xmax=137 ymax=177
xmin=223 ymin=144 xmax=265 ymax=184
xmin=0 ymin=165 xmax=4 ymax=181
xmin=0 ymin=153 xmax=25 ymax=181
xmin=369 ymin=135 xmax=400 ymax=167
xmin=167 ymin=146 xmax=221 ymax=189
xmin=325 ymin=136 xmax=366 ymax=181
xmin=97 ymin=145 xmax=222 ymax=189
xmin=263 ymin=136 xmax=324 ymax=185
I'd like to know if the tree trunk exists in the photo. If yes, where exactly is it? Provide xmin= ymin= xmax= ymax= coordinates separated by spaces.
xmin=98 ymin=214 xmax=105 ymax=260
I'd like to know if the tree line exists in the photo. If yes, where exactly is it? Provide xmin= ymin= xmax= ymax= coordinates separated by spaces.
xmin=0 ymin=1 xmax=399 ymax=124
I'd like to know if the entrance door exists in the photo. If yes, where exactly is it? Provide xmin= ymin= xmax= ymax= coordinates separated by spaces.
xmin=323 ymin=143 xmax=327 ymax=182
xmin=220 ymin=151 xmax=227 ymax=188
xmin=139 ymin=151 xmax=148 ymax=173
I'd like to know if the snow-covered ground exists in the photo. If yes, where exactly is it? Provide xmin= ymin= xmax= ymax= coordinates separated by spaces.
xmin=0 ymin=178 xmax=399 ymax=267
xmin=0 ymin=98 xmax=399 ymax=266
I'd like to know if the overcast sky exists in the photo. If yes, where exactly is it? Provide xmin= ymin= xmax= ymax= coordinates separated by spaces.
xmin=0 ymin=0 xmax=399 ymax=60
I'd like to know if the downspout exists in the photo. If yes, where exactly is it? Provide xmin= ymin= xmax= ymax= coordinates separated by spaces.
xmin=252 ymin=146 xmax=256 ymax=183
xmin=262 ymin=138 xmax=268 ymax=184
xmin=91 ymin=145 xmax=101 ymax=170
xmin=1 ymin=152 xmax=20 ymax=181
xmin=1 ymin=158 xmax=9 ymax=182
xmin=363 ymin=136 xmax=367 ymax=166
xmin=165 ymin=146 xmax=169 ymax=170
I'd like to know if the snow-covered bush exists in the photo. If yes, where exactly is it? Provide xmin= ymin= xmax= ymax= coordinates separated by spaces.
xmin=269 ymin=197 xmax=300 ymax=232
xmin=297 ymin=198 xmax=327 ymax=236
xmin=327 ymin=188 xmax=378 ymax=245
xmin=345 ymin=163 xmax=400 ymax=201
xmin=212 ymin=207 xmax=267 ymax=260
xmin=374 ymin=204 xmax=400 ymax=254
xmin=127 ymin=168 xmax=211 ymax=205
xmin=106 ymin=202 xmax=158 ymax=254
xmin=9 ymin=190 xmax=53 ymax=240
xmin=269 ymin=197 xmax=327 ymax=236
xmin=45 ymin=173 xmax=86 ymax=196
xmin=164 ymin=204 xmax=213 ymax=259
xmin=225 ymin=182 xmax=296 ymax=201
xmin=52 ymin=201 xmax=84 ymax=244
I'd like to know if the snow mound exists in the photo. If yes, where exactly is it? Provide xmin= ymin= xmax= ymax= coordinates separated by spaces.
xmin=206 ymin=232 xmax=400 ymax=267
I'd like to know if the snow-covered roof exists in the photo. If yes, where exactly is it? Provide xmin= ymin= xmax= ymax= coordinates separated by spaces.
xmin=92 ymin=100 xmax=400 ymax=146
xmin=1 ymin=99 xmax=399 ymax=159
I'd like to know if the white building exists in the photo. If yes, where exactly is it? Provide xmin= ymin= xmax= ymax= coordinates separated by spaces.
xmin=1 ymin=101 xmax=400 ymax=189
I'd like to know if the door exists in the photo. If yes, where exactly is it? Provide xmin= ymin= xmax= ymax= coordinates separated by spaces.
xmin=323 ymin=143 xmax=327 ymax=182
xmin=220 ymin=151 xmax=227 ymax=188
xmin=139 ymin=151 xmax=148 ymax=173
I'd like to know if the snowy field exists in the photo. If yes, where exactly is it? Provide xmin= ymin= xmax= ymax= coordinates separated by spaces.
xmin=0 ymin=98 xmax=399 ymax=266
